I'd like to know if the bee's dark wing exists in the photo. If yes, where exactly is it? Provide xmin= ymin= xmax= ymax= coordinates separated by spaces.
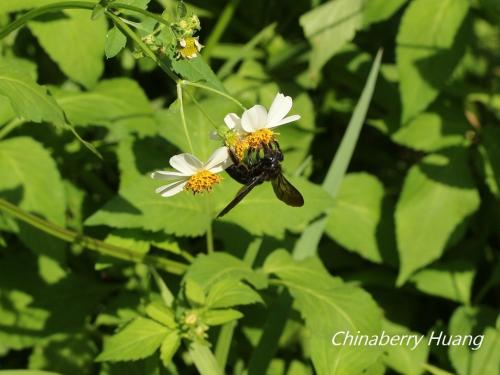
xmin=271 ymin=173 xmax=304 ymax=207
xmin=217 ymin=176 xmax=263 ymax=218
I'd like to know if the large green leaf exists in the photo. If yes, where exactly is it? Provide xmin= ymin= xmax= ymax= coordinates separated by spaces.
xmin=396 ymin=0 xmax=470 ymax=123
xmin=392 ymin=110 xmax=469 ymax=152
xmin=218 ymin=176 xmax=335 ymax=238
xmin=409 ymin=260 xmax=475 ymax=304
xmin=325 ymin=173 xmax=395 ymax=264
xmin=300 ymin=0 xmax=364 ymax=84
xmin=0 ymin=60 xmax=65 ymax=126
xmin=171 ymin=57 xmax=226 ymax=93
xmin=449 ymin=306 xmax=500 ymax=375
xmin=395 ymin=147 xmax=480 ymax=284
xmin=263 ymin=250 xmax=382 ymax=375
xmin=55 ymin=78 xmax=156 ymax=137
xmin=29 ymin=10 xmax=106 ymax=88
xmin=363 ymin=0 xmax=408 ymax=26
xmin=96 ymin=317 xmax=171 ymax=362
xmin=0 ymin=137 xmax=65 ymax=225
xmin=205 ymin=279 xmax=263 ymax=309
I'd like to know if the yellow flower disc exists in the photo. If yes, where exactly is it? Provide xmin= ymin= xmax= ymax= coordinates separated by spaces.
xmin=184 ymin=170 xmax=221 ymax=194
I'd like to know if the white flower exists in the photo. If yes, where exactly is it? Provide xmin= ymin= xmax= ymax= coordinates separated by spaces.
xmin=151 ymin=147 xmax=231 ymax=197
xmin=178 ymin=36 xmax=203 ymax=59
xmin=223 ymin=93 xmax=301 ymax=134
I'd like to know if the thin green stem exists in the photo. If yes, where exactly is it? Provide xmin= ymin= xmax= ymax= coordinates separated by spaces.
xmin=112 ymin=2 xmax=172 ymax=26
xmin=107 ymin=11 xmax=179 ymax=82
xmin=181 ymin=80 xmax=246 ymax=111
xmin=0 ymin=198 xmax=187 ymax=275
xmin=185 ymin=90 xmax=225 ymax=138
xmin=0 ymin=118 xmax=24 ymax=139
xmin=206 ymin=222 xmax=214 ymax=254
xmin=202 ymin=0 xmax=240 ymax=63
xmin=176 ymin=82 xmax=194 ymax=154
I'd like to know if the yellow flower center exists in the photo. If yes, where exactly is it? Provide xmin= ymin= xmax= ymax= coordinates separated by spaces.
xmin=245 ymin=128 xmax=275 ymax=149
xmin=184 ymin=169 xmax=221 ymax=194
xmin=178 ymin=37 xmax=200 ymax=59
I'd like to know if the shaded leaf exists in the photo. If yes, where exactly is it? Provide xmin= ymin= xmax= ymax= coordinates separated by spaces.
xmin=396 ymin=0 xmax=470 ymax=122
xmin=29 ymin=10 xmax=106 ymax=88
xmin=263 ymin=250 xmax=382 ymax=375
xmin=395 ymin=147 xmax=480 ymax=284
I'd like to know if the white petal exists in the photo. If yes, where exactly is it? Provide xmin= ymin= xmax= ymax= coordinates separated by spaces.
xmin=267 ymin=114 xmax=301 ymax=129
xmin=169 ymin=153 xmax=202 ymax=174
xmin=241 ymin=105 xmax=268 ymax=132
xmin=204 ymin=146 xmax=230 ymax=172
xmin=180 ymin=39 xmax=186 ymax=47
xmin=224 ymin=113 xmax=241 ymax=129
xmin=155 ymin=179 xmax=187 ymax=197
xmin=150 ymin=170 xmax=188 ymax=180
xmin=267 ymin=93 xmax=293 ymax=128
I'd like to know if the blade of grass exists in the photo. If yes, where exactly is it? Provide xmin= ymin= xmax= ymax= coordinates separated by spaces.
xmin=293 ymin=48 xmax=383 ymax=260
xmin=247 ymin=49 xmax=383 ymax=374
xmin=202 ymin=0 xmax=241 ymax=63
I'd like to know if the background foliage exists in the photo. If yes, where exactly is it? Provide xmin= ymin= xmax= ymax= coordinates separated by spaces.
xmin=0 ymin=0 xmax=499 ymax=374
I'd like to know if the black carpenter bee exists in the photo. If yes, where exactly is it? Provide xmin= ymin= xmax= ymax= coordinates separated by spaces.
xmin=217 ymin=140 xmax=304 ymax=217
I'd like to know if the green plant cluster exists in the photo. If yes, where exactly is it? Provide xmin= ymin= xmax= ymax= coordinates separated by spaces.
xmin=0 ymin=0 xmax=498 ymax=375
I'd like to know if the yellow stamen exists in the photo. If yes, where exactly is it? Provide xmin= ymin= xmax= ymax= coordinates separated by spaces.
xmin=178 ymin=37 xmax=201 ymax=59
xmin=245 ymin=128 xmax=275 ymax=148
xmin=184 ymin=169 xmax=221 ymax=194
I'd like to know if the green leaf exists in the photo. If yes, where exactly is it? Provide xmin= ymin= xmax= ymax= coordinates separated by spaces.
xmin=363 ymin=0 xmax=408 ymax=26
xmin=96 ymin=317 xmax=170 ymax=362
xmin=0 ymin=371 xmax=63 ymax=375
xmin=206 ymin=279 xmax=263 ymax=309
xmin=396 ymin=0 xmax=470 ymax=123
xmin=395 ymin=147 xmax=480 ymax=284
xmin=263 ymin=250 xmax=383 ymax=375
xmin=409 ymin=260 xmax=475 ymax=303
xmin=171 ymin=56 xmax=226 ymax=92
xmin=105 ymin=26 xmax=127 ymax=59
xmin=392 ymin=110 xmax=468 ymax=151
xmin=219 ymin=176 xmax=335 ymax=238
xmin=29 ymin=10 xmax=107 ymax=88
xmin=381 ymin=320 xmax=428 ymax=375
xmin=325 ymin=173 xmax=394 ymax=264
xmin=0 ymin=60 xmax=65 ymax=126
xmin=185 ymin=252 xmax=267 ymax=290
xmin=479 ymin=127 xmax=500 ymax=197
xmin=300 ymin=0 xmax=364 ymax=85
xmin=204 ymin=309 xmax=243 ymax=326
xmin=0 ymin=137 xmax=65 ymax=225
xmin=184 ymin=278 xmax=206 ymax=306
xmin=55 ymin=78 xmax=156 ymax=137
xmin=449 ymin=306 xmax=500 ymax=375
xmin=159 ymin=331 xmax=181 ymax=367
xmin=144 ymin=302 xmax=176 ymax=329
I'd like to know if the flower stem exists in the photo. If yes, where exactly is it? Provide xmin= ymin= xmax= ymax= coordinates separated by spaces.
xmin=111 ymin=2 xmax=172 ymax=26
xmin=181 ymin=80 xmax=246 ymax=111
xmin=107 ymin=11 xmax=179 ymax=83
xmin=0 ymin=198 xmax=187 ymax=275
xmin=185 ymin=90 xmax=226 ymax=138
xmin=176 ymin=82 xmax=195 ymax=154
